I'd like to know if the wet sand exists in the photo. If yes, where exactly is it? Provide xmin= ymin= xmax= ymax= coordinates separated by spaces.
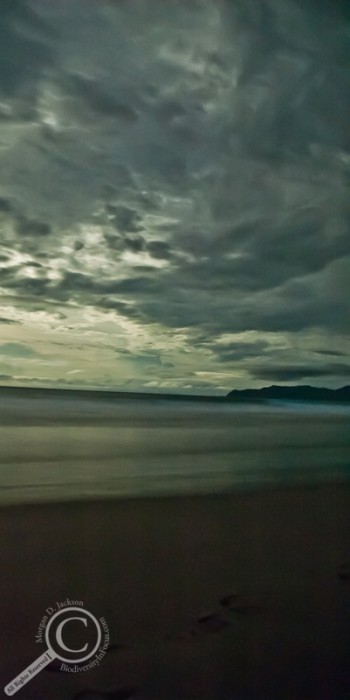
xmin=1 ymin=483 xmax=350 ymax=700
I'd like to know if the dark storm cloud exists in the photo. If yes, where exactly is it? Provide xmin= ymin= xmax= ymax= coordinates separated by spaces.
xmin=147 ymin=240 xmax=173 ymax=260
xmin=97 ymin=298 xmax=142 ymax=319
xmin=16 ymin=217 xmax=51 ymax=237
xmin=0 ymin=197 xmax=12 ymax=213
xmin=249 ymin=363 xmax=350 ymax=382
xmin=222 ymin=0 xmax=350 ymax=157
xmin=108 ymin=206 xmax=143 ymax=233
xmin=55 ymin=271 xmax=160 ymax=298
xmin=124 ymin=235 xmax=146 ymax=253
xmin=0 ymin=0 xmax=349 ymax=387
xmin=245 ymin=257 xmax=350 ymax=334
xmin=213 ymin=340 xmax=272 ymax=362
xmin=0 ymin=317 xmax=19 ymax=325
xmin=315 ymin=349 xmax=346 ymax=357
xmin=103 ymin=231 xmax=146 ymax=253
xmin=0 ymin=342 xmax=41 ymax=358
xmin=1 ymin=263 xmax=51 ymax=297
xmin=66 ymin=73 xmax=138 ymax=123
xmin=0 ymin=0 xmax=55 ymax=115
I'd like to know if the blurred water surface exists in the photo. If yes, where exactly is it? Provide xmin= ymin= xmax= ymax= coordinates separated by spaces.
xmin=0 ymin=393 xmax=349 ymax=504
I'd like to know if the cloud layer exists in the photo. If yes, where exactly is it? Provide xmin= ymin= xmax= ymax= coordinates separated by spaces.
xmin=0 ymin=0 xmax=349 ymax=392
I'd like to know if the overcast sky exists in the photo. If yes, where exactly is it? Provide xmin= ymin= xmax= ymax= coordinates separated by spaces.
xmin=0 ymin=0 xmax=349 ymax=394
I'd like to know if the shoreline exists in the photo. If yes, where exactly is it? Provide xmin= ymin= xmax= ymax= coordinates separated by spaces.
xmin=0 ymin=473 xmax=349 ymax=509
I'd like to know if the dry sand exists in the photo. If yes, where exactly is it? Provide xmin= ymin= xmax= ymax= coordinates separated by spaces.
xmin=1 ymin=483 xmax=350 ymax=700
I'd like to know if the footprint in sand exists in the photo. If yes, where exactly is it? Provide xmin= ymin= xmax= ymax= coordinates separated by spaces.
xmin=337 ymin=563 xmax=350 ymax=611
xmin=165 ymin=594 xmax=263 ymax=642
xmin=337 ymin=562 xmax=350 ymax=581
xmin=166 ymin=610 xmax=230 ymax=641
xmin=219 ymin=593 xmax=261 ymax=614
xmin=193 ymin=612 xmax=229 ymax=634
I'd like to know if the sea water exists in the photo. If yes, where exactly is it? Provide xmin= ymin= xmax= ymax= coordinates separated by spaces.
xmin=0 ymin=392 xmax=349 ymax=504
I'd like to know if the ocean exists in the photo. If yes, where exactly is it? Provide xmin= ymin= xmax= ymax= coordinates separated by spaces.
xmin=0 ymin=392 xmax=349 ymax=504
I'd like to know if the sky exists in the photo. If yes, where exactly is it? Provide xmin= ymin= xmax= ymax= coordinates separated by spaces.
xmin=0 ymin=0 xmax=349 ymax=395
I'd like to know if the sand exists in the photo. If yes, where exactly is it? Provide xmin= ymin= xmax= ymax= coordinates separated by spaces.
xmin=1 ymin=483 xmax=350 ymax=700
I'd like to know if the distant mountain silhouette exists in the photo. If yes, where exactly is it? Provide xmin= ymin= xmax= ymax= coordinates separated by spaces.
xmin=227 ymin=385 xmax=350 ymax=403
xmin=0 ymin=383 xmax=350 ymax=404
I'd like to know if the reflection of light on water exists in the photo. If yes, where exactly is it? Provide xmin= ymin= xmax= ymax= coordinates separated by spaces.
xmin=267 ymin=399 xmax=350 ymax=415
xmin=0 ymin=396 xmax=349 ymax=505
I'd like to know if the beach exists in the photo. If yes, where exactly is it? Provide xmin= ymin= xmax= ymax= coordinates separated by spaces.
xmin=0 ymin=393 xmax=350 ymax=699
xmin=1 ymin=486 xmax=350 ymax=700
